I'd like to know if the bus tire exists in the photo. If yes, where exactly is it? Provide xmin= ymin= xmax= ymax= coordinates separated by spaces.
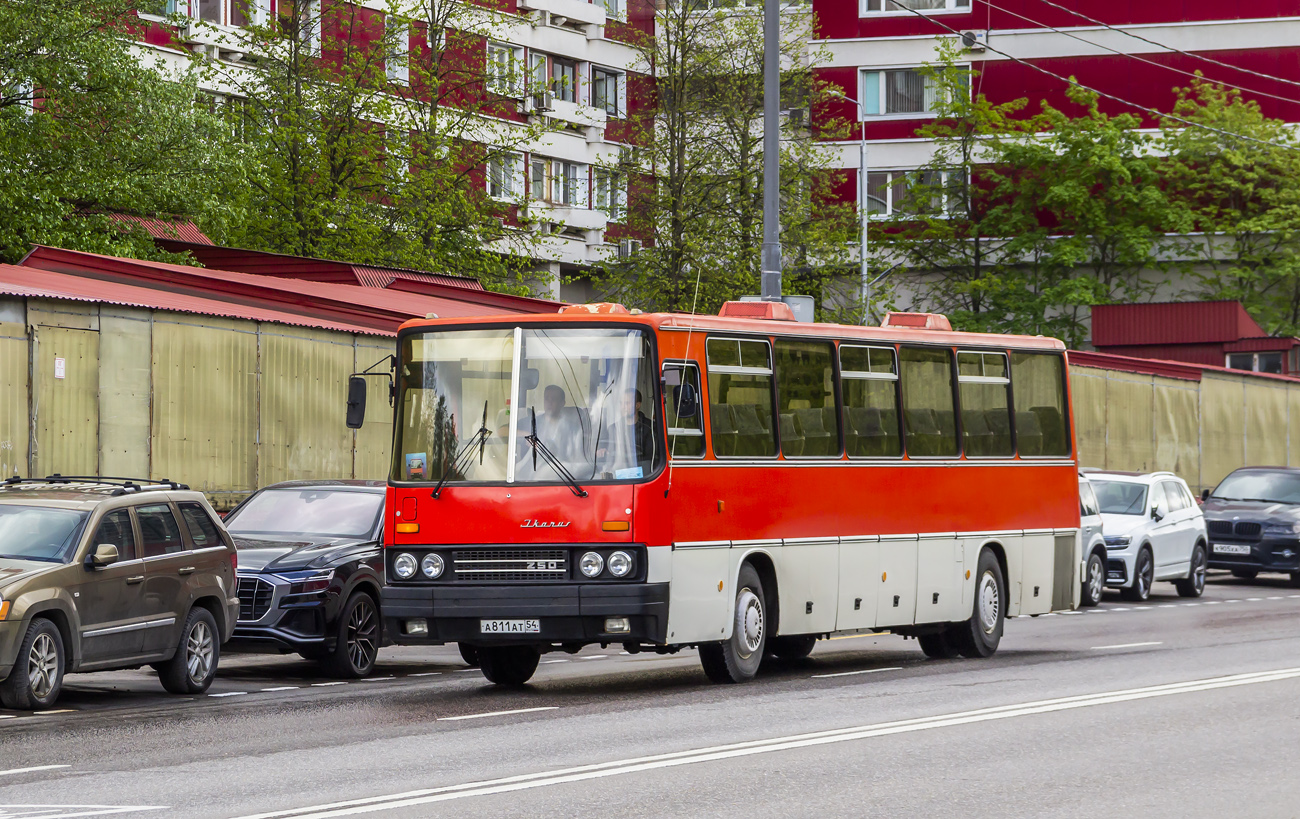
xmin=699 ymin=564 xmax=767 ymax=684
xmin=918 ymin=630 xmax=962 ymax=659
xmin=458 ymin=643 xmax=479 ymax=667
xmin=478 ymin=646 xmax=539 ymax=686
xmin=767 ymin=634 xmax=817 ymax=661
xmin=955 ymin=549 xmax=1005 ymax=659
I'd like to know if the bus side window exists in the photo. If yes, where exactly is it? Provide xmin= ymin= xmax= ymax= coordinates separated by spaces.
xmin=840 ymin=345 xmax=901 ymax=457
xmin=957 ymin=351 xmax=1013 ymax=457
xmin=706 ymin=338 xmax=777 ymax=458
xmin=664 ymin=363 xmax=705 ymax=458
xmin=899 ymin=346 xmax=959 ymax=458
xmin=775 ymin=340 xmax=838 ymax=458
xmin=1010 ymin=352 xmax=1071 ymax=457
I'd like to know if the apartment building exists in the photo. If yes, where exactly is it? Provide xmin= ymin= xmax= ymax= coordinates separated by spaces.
xmin=132 ymin=0 xmax=651 ymax=300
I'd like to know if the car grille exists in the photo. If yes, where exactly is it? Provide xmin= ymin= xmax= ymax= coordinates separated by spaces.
xmin=1208 ymin=520 xmax=1262 ymax=540
xmin=452 ymin=549 xmax=568 ymax=582
xmin=237 ymin=576 xmax=273 ymax=621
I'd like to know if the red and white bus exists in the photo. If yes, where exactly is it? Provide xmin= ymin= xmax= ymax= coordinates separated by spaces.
xmin=354 ymin=302 xmax=1081 ymax=685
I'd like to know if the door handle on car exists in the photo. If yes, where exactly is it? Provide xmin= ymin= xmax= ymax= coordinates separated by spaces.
xmin=177 ymin=566 xmax=196 ymax=576
xmin=127 ymin=575 xmax=145 ymax=584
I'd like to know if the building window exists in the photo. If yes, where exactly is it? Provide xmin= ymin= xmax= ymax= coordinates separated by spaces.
xmin=551 ymin=58 xmax=577 ymax=103
xmin=594 ymin=168 xmax=626 ymax=221
xmin=864 ymin=0 xmax=969 ymax=13
xmin=860 ymin=67 xmax=963 ymax=117
xmin=602 ymin=0 xmax=626 ymax=20
xmin=592 ymin=68 xmax=625 ymax=117
xmin=487 ymin=152 xmax=523 ymax=200
xmin=296 ymin=0 xmax=322 ymax=55
xmin=386 ymin=18 xmax=410 ymax=85
xmin=487 ymin=42 xmax=524 ymax=97
xmin=1227 ymin=352 xmax=1284 ymax=374
xmin=865 ymin=169 xmax=955 ymax=217
xmin=228 ymin=0 xmax=271 ymax=26
xmin=529 ymin=158 xmax=589 ymax=207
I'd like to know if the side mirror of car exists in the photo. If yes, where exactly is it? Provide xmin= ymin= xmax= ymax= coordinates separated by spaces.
xmin=346 ymin=376 xmax=368 ymax=429
xmin=1201 ymin=488 xmax=1210 ymax=502
xmin=89 ymin=543 xmax=119 ymax=569
xmin=1151 ymin=505 xmax=1164 ymax=522
xmin=672 ymin=383 xmax=699 ymax=419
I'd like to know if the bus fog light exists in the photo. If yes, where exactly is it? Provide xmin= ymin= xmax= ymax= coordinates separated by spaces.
xmin=580 ymin=551 xmax=604 ymax=578
xmin=604 ymin=617 xmax=631 ymax=634
xmin=405 ymin=619 xmax=428 ymax=635
xmin=608 ymin=551 xmax=633 ymax=577
xmin=394 ymin=553 xmax=418 ymax=579
xmin=421 ymin=553 xmax=444 ymax=578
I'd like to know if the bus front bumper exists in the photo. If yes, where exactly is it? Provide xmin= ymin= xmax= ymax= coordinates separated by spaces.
xmin=382 ymin=582 xmax=670 ymax=646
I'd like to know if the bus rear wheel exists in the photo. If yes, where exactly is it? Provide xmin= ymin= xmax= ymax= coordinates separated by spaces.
xmin=954 ymin=549 xmax=1005 ymax=659
xmin=767 ymin=634 xmax=817 ymax=662
xmin=918 ymin=630 xmax=963 ymax=659
xmin=699 ymin=564 xmax=766 ymax=684
xmin=478 ymin=646 xmax=539 ymax=686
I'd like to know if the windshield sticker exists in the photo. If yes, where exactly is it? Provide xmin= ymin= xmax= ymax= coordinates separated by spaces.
xmin=405 ymin=453 xmax=428 ymax=480
xmin=614 ymin=467 xmax=644 ymax=480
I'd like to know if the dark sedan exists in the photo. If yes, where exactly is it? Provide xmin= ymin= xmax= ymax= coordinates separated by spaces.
xmin=1202 ymin=467 xmax=1300 ymax=587
xmin=223 ymin=481 xmax=388 ymax=677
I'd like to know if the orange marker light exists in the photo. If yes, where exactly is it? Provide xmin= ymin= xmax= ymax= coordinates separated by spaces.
xmin=602 ymin=521 xmax=630 ymax=532
xmin=966 ymin=570 xmax=971 ymax=579
xmin=717 ymin=581 xmax=724 ymax=592
xmin=395 ymin=523 xmax=420 ymax=534
xmin=881 ymin=572 xmax=887 ymax=582
xmin=0 ymin=600 xmax=9 ymax=620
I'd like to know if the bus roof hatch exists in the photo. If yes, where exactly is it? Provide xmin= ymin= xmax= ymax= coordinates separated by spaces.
xmin=718 ymin=301 xmax=796 ymax=321
xmin=880 ymin=311 xmax=952 ymax=331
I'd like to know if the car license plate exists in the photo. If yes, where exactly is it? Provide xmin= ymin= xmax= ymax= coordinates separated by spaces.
xmin=1212 ymin=543 xmax=1252 ymax=555
xmin=480 ymin=619 xmax=540 ymax=634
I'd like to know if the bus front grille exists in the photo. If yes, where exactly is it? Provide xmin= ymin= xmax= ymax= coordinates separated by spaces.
xmin=452 ymin=549 xmax=569 ymax=582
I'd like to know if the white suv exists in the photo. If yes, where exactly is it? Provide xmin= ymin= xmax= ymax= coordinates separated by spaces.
xmin=1087 ymin=471 xmax=1208 ymax=601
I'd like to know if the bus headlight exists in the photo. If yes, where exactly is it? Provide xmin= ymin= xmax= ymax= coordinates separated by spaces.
xmin=393 ymin=553 xmax=418 ymax=579
xmin=579 ymin=551 xmax=604 ymax=578
xmin=608 ymin=551 xmax=633 ymax=578
xmin=421 ymin=553 xmax=444 ymax=579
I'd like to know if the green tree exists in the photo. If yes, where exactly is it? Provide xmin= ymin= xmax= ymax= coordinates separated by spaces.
xmin=0 ymin=0 xmax=244 ymax=263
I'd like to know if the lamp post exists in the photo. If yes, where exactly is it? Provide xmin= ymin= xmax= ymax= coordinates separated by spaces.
xmin=760 ymin=0 xmax=782 ymax=302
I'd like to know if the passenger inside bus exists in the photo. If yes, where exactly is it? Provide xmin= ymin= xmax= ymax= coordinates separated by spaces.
xmin=533 ymin=385 xmax=586 ymax=460
xmin=597 ymin=388 xmax=654 ymax=471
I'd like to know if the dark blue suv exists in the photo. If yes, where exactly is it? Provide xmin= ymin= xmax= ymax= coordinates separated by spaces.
xmin=1202 ymin=467 xmax=1300 ymax=587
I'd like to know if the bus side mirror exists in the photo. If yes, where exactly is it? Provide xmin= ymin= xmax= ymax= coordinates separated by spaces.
xmin=673 ymin=383 xmax=699 ymax=419
xmin=346 ymin=376 xmax=368 ymax=429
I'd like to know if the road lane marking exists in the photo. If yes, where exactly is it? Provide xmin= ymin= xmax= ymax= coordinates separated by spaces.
xmin=1091 ymin=642 xmax=1163 ymax=650
xmin=209 ymin=692 xmax=248 ymax=698
xmin=539 ymin=660 xmax=568 ymax=664
xmin=1268 ymin=597 xmax=1284 ymax=600
xmin=453 ymin=669 xmax=480 ymax=673
xmin=409 ymin=672 xmax=442 ymax=677
xmin=359 ymin=677 xmax=397 ymax=682
xmin=0 ymin=765 xmax=71 ymax=776
xmin=312 ymin=682 xmax=348 ymax=687
xmin=1109 ymin=607 xmax=1129 ymax=611
xmin=261 ymin=687 xmax=299 ymax=692
xmin=0 ymin=805 xmax=168 ymax=816
xmin=1205 ymin=601 xmax=1222 ymax=605
xmin=232 ymin=666 xmax=1300 ymax=819
xmin=1246 ymin=598 xmax=1263 ymax=601
xmin=580 ymin=656 xmax=608 ymax=661
xmin=811 ymin=667 xmax=903 ymax=679
xmin=437 ymin=707 xmax=559 ymax=722
xmin=1225 ymin=599 xmax=1242 ymax=603
xmin=1158 ymin=604 xmax=1176 ymax=608
xmin=1059 ymin=610 xmax=1082 ymax=615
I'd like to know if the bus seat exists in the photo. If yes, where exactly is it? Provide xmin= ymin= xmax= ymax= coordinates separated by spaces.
xmin=779 ymin=413 xmax=804 ymax=457
xmin=847 ymin=406 xmax=886 ymax=457
xmin=962 ymin=408 xmax=992 ymax=455
xmin=1030 ymin=406 xmax=1065 ymax=455
xmin=984 ymin=410 xmax=1012 ymax=454
xmin=710 ymin=403 xmax=738 ymax=456
xmin=730 ymin=403 xmax=773 ymax=457
xmin=1016 ymin=411 xmax=1043 ymax=456
xmin=793 ymin=407 xmax=836 ymax=456
xmin=821 ymin=405 xmax=838 ymax=439
xmin=904 ymin=408 xmax=942 ymax=457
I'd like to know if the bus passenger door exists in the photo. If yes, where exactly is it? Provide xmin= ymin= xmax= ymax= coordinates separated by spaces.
xmin=915 ymin=534 xmax=966 ymax=624
xmin=775 ymin=538 xmax=838 ymax=636
xmin=836 ymin=536 xmax=879 ymax=631
xmin=666 ymin=543 xmax=734 ymax=644
xmin=875 ymin=534 xmax=918 ymax=628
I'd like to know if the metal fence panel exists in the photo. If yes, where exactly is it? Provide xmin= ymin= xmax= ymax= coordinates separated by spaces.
xmin=259 ymin=326 xmax=355 ymax=485
xmin=1201 ymin=375 xmax=1246 ymax=490
xmin=1153 ymin=377 xmax=1200 ymax=489
xmin=0 ymin=315 xmax=28 ymax=478
xmin=353 ymin=337 xmax=395 ymax=481
xmin=1069 ymin=368 xmax=1107 ymax=469
xmin=1245 ymin=381 xmax=1288 ymax=468
xmin=34 ymin=325 xmax=99 ymax=477
xmin=1103 ymin=370 xmax=1155 ymax=473
xmin=99 ymin=308 xmax=152 ymax=479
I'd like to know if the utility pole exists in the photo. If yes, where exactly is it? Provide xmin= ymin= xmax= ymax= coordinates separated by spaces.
xmin=759 ymin=0 xmax=781 ymax=301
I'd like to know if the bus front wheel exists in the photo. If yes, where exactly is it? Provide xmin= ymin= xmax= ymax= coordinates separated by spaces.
xmin=699 ymin=564 xmax=767 ymax=684
xmin=478 ymin=646 xmax=539 ymax=686
xmin=954 ymin=549 xmax=1005 ymax=659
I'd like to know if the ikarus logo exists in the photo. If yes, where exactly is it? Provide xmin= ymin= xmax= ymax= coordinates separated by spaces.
xmin=521 ymin=519 xmax=571 ymax=529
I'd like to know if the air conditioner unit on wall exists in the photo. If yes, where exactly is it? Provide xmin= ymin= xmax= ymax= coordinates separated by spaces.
xmin=531 ymin=90 xmax=554 ymax=112
xmin=617 ymin=238 xmax=642 ymax=259
xmin=961 ymin=30 xmax=987 ymax=51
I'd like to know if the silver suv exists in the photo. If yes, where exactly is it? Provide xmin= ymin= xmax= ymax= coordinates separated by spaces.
xmin=0 ymin=477 xmax=240 ymax=709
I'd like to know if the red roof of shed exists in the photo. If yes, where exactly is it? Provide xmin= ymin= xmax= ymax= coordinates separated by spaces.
xmin=1091 ymin=301 xmax=1268 ymax=347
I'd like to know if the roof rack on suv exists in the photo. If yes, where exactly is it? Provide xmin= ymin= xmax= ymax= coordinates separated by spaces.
xmin=1 ymin=475 xmax=190 ymax=496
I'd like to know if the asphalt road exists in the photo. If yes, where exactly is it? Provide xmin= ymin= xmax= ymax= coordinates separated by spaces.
xmin=2 ymin=571 xmax=1299 ymax=818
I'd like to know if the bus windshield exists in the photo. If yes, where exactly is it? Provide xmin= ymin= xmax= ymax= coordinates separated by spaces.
xmin=393 ymin=326 xmax=661 ymax=486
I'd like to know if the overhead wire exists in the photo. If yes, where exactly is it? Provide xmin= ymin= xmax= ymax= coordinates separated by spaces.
xmin=886 ymin=4 xmax=1300 ymax=153
xmin=979 ymin=0 xmax=1300 ymax=108
xmin=1028 ymin=0 xmax=1300 ymax=92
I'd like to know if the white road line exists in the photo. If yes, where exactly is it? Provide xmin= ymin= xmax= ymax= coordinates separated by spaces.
xmin=231 ymin=667 xmax=1300 ymax=819
xmin=409 ymin=672 xmax=442 ymax=677
xmin=1109 ymin=607 xmax=1130 ymax=611
xmin=579 ymin=656 xmax=608 ymax=661
xmin=539 ymin=659 xmax=568 ymax=664
xmin=1205 ymin=601 xmax=1222 ymax=605
xmin=0 ymin=716 xmax=13 ymax=720
xmin=0 ymin=765 xmax=71 ymax=776
xmin=261 ymin=687 xmax=299 ymax=692
xmin=812 ymin=666 xmax=903 ymax=679
xmin=1267 ymin=596 xmax=1284 ymax=600
xmin=209 ymin=692 xmax=248 ymax=698
xmin=1158 ymin=604 xmax=1176 ymax=608
xmin=1291 ymin=595 xmax=1300 ymax=598
xmin=1246 ymin=598 xmax=1263 ymax=601
xmin=311 ymin=682 xmax=348 ymax=687
xmin=1059 ymin=610 xmax=1083 ymax=615
xmin=0 ymin=805 xmax=169 ymax=817
xmin=359 ymin=677 xmax=397 ymax=682
xmin=453 ymin=669 xmax=480 ymax=673
xmin=436 ymin=707 xmax=559 ymax=722
xmin=1091 ymin=641 xmax=1163 ymax=650
xmin=1183 ymin=602 xmax=1201 ymax=606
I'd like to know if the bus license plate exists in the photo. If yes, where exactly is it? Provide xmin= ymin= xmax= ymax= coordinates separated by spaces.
xmin=480 ymin=619 xmax=541 ymax=634
xmin=1212 ymin=543 xmax=1251 ymax=556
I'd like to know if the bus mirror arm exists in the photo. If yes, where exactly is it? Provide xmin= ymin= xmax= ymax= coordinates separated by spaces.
xmin=346 ymin=356 xmax=397 ymax=428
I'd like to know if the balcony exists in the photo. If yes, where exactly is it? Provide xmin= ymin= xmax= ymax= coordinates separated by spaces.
xmin=522 ymin=202 xmax=608 ymax=233
xmin=518 ymin=0 xmax=606 ymax=31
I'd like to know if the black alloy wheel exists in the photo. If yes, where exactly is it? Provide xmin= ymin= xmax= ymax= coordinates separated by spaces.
xmin=1121 ymin=548 xmax=1154 ymax=602
xmin=325 ymin=592 xmax=380 ymax=678
xmin=1175 ymin=544 xmax=1207 ymax=598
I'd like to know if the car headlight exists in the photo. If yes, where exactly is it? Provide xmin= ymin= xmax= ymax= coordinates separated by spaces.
xmin=393 ymin=553 xmax=418 ymax=579
xmin=1104 ymin=535 xmax=1131 ymax=547
xmin=607 ymin=551 xmax=633 ymax=578
xmin=276 ymin=569 xmax=335 ymax=594
xmin=421 ymin=553 xmax=444 ymax=579
xmin=579 ymin=551 xmax=604 ymax=578
xmin=1263 ymin=523 xmax=1300 ymax=536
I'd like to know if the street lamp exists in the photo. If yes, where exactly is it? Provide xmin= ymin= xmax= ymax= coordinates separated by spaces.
xmin=827 ymin=87 xmax=871 ymax=325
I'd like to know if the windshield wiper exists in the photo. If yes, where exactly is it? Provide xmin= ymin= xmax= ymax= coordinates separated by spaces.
xmin=524 ymin=407 xmax=588 ymax=498
xmin=431 ymin=402 xmax=491 ymax=499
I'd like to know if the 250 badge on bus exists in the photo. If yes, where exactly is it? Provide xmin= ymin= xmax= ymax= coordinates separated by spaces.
xmin=480 ymin=619 xmax=541 ymax=634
